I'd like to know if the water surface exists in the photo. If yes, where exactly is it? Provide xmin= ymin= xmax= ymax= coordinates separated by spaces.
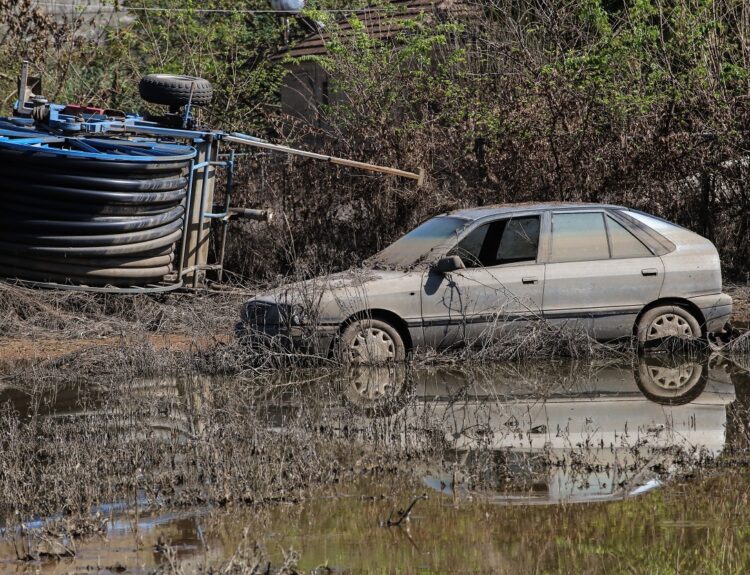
xmin=1 ymin=352 xmax=749 ymax=574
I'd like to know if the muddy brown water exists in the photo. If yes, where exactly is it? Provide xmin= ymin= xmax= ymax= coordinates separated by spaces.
xmin=1 ymin=353 xmax=750 ymax=574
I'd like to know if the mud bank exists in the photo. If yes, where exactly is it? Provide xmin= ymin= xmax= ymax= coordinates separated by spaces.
xmin=0 ymin=283 xmax=748 ymax=370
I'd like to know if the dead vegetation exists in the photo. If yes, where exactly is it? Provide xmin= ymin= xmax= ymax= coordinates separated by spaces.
xmin=415 ymin=319 xmax=632 ymax=365
xmin=727 ymin=283 xmax=750 ymax=325
xmin=0 ymin=276 xmax=745 ymax=384
xmin=0 ymin=281 xmax=246 ymax=341
xmin=0 ymin=366 xmax=439 ymax=546
xmin=153 ymin=530 xmax=305 ymax=575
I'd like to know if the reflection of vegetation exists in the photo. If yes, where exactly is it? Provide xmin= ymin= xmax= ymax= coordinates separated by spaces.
xmin=220 ymin=472 xmax=750 ymax=574
xmin=0 ymin=355 xmax=749 ymax=572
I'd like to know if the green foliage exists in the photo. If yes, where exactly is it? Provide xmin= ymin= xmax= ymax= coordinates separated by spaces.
xmin=103 ymin=0 xmax=288 ymax=129
xmin=0 ymin=0 xmax=748 ymax=279
xmin=252 ymin=0 xmax=749 ymax=279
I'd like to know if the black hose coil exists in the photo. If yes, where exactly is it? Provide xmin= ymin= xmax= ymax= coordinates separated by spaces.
xmin=0 ymin=136 xmax=196 ymax=285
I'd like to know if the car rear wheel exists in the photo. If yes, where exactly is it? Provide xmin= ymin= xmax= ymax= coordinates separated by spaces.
xmin=342 ymin=364 xmax=411 ymax=416
xmin=339 ymin=318 xmax=406 ymax=365
xmin=637 ymin=305 xmax=702 ymax=345
xmin=635 ymin=355 xmax=707 ymax=405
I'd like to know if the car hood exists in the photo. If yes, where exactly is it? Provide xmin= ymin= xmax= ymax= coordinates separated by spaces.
xmin=258 ymin=268 xmax=408 ymax=300
xmin=244 ymin=268 xmax=421 ymax=324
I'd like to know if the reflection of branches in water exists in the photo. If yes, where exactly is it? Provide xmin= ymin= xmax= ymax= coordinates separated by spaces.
xmin=386 ymin=494 xmax=428 ymax=527
xmin=388 ymin=521 xmax=421 ymax=552
xmin=2 ymin=350 xmax=743 ymax=551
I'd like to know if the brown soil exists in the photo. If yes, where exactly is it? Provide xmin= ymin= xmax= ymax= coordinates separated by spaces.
xmin=0 ymin=333 xmax=230 ymax=366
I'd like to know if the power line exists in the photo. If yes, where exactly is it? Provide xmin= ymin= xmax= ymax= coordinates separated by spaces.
xmin=32 ymin=2 xmax=381 ymax=14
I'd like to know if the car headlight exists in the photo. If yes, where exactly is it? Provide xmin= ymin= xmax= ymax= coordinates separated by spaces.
xmin=242 ymin=301 xmax=280 ymax=325
xmin=289 ymin=304 xmax=307 ymax=326
xmin=242 ymin=300 xmax=307 ymax=328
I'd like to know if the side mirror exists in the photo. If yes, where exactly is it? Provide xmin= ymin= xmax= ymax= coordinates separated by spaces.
xmin=434 ymin=255 xmax=466 ymax=274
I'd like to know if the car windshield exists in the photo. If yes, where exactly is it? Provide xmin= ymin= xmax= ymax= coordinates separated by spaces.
xmin=368 ymin=216 xmax=469 ymax=268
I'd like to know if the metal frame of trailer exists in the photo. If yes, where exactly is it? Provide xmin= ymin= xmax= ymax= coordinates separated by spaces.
xmin=1 ymin=66 xmax=423 ymax=293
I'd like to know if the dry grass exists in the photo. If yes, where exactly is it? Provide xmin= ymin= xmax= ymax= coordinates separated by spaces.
xmin=0 ymin=281 xmax=246 ymax=341
xmin=154 ymin=532 xmax=303 ymax=575
xmin=0 ymin=365 xmax=438 ymax=541
xmin=414 ymin=319 xmax=632 ymax=366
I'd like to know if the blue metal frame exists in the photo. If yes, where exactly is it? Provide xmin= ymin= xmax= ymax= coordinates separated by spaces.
xmin=0 ymin=120 xmax=198 ymax=162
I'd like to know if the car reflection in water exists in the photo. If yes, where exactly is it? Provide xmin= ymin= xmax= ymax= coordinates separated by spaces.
xmin=0 ymin=353 xmax=742 ymax=513
xmin=341 ymin=354 xmax=739 ymax=505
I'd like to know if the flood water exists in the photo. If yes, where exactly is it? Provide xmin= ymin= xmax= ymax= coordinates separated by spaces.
xmin=1 ymin=352 xmax=750 ymax=574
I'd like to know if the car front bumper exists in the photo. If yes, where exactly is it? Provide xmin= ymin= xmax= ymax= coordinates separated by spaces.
xmin=235 ymin=321 xmax=339 ymax=357
xmin=689 ymin=293 xmax=733 ymax=333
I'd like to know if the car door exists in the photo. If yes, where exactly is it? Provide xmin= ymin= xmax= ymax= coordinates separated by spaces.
xmin=420 ymin=214 xmax=545 ymax=348
xmin=542 ymin=210 xmax=665 ymax=339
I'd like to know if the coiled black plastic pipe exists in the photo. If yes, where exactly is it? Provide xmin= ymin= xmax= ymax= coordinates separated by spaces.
xmin=0 ymin=135 xmax=196 ymax=286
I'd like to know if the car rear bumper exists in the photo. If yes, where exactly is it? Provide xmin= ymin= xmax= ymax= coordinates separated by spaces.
xmin=688 ymin=293 xmax=733 ymax=333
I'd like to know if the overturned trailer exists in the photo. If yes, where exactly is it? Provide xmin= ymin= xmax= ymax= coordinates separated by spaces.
xmin=0 ymin=64 xmax=422 ymax=293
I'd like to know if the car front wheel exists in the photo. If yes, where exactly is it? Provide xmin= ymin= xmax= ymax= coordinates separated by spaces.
xmin=637 ymin=305 xmax=702 ymax=345
xmin=339 ymin=318 xmax=406 ymax=365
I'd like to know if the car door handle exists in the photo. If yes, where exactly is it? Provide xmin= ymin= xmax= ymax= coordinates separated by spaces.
xmin=641 ymin=268 xmax=659 ymax=276
xmin=522 ymin=277 xmax=538 ymax=285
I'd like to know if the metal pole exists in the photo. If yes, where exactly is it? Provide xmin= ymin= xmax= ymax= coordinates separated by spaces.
xmin=182 ymin=82 xmax=195 ymax=129
xmin=216 ymin=149 xmax=234 ymax=283
xmin=192 ymin=138 xmax=217 ymax=288
xmin=182 ymin=138 xmax=216 ymax=288
xmin=223 ymin=133 xmax=424 ymax=184
xmin=194 ymin=153 xmax=212 ymax=288
xmin=177 ymin=157 xmax=197 ymax=280
xmin=17 ymin=61 xmax=29 ymax=113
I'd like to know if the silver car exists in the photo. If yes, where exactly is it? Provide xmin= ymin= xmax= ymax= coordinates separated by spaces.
xmin=238 ymin=203 xmax=733 ymax=361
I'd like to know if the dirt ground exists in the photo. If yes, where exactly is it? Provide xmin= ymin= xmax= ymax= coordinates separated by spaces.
xmin=0 ymin=333 xmax=230 ymax=367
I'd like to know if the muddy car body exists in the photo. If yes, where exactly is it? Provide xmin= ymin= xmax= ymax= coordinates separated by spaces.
xmin=238 ymin=203 xmax=733 ymax=361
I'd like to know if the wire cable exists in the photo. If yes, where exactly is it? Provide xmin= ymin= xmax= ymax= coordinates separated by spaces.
xmin=32 ymin=2 xmax=382 ymax=14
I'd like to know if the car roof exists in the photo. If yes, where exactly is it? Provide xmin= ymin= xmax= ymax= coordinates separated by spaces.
xmin=445 ymin=202 xmax=625 ymax=220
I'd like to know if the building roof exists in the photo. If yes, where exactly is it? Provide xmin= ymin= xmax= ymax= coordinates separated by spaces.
xmin=273 ymin=0 xmax=475 ymax=60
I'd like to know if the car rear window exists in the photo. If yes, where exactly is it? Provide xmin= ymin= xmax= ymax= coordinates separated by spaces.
xmin=550 ymin=212 xmax=609 ymax=262
xmin=626 ymin=211 xmax=684 ymax=233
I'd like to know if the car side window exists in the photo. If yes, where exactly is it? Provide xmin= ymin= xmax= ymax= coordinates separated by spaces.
xmin=550 ymin=212 xmax=609 ymax=262
xmin=450 ymin=224 xmax=488 ymax=267
xmin=450 ymin=216 xmax=540 ymax=268
xmin=605 ymin=215 xmax=652 ymax=258
xmin=496 ymin=217 xmax=540 ymax=264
